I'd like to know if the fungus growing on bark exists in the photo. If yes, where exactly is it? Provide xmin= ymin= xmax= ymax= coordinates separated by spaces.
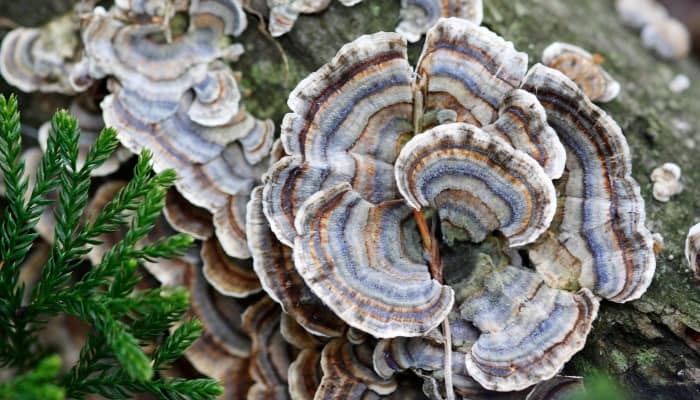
xmin=241 ymin=297 xmax=294 ymax=400
xmin=642 ymin=17 xmax=692 ymax=60
xmin=481 ymin=89 xmax=565 ymax=179
xmin=115 ymin=0 xmax=189 ymax=16
xmin=288 ymin=349 xmax=322 ymax=400
xmin=651 ymin=162 xmax=684 ymax=202
xmin=615 ymin=0 xmax=691 ymax=61
xmin=542 ymin=42 xmax=620 ymax=102
xmin=164 ymin=188 xmax=214 ymax=240
xmin=316 ymin=339 xmax=398 ymax=398
xmin=396 ymin=0 xmax=483 ymax=42
xmin=373 ymin=337 xmax=493 ymax=398
xmin=293 ymin=184 xmax=454 ymax=338
xmin=247 ymin=187 xmax=346 ymax=337
xmin=266 ymin=0 xmax=362 ymax=37
xmin=615 ymin=0 xmax=668 ymax=29
xmin=686 ymin=223 xmax=700 ymax=279
xmin=201 ymin=238 xmax=261 ymax=297
xmin=460 ymin=266 xmax=599 ymax=391
xmin=259 ymin=18 xmax=657 ymax=393
xmin=0 ymin=14 xmax=91 ymax=94
xmin=82 ymin=1 xmax=272 ymax=263
xmin=395 ymin=123 xmax=557 ymax=247
xmin=522 ymin=64 xmax=656 ymax=303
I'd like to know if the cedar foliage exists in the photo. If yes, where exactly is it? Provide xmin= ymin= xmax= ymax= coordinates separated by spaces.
xmin=0 ymin=94 xmax=222 ymax=399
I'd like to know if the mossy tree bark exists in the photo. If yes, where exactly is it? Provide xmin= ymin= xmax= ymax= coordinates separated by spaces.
xmin=2 ymin=0 xmax=699 ymax=398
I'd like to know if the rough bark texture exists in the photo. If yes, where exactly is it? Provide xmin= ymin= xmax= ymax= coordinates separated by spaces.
xmin=2 ymin=0 xmax=700 ymax=398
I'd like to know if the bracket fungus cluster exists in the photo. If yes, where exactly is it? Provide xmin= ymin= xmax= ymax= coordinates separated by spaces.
xmin=81 ymin=0 xmax=276 ymax=266
xmin=0 ymin=13 xmax=91 ymax=94
xmin=0 ymin=1 xmax=662 ymax=397
xmin=258 ymin=16 xmax=655 ymax=394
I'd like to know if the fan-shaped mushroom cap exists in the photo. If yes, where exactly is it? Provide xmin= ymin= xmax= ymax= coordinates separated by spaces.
xmin=481 ymin=89 xmax=565 ymax=179
xmin=542 ymin=42 xmax=620 ymax=103
xmin=212 ymin=193 xmax=252 ymax=259
xmin=264 ymin=31 xmax=413 ymax=246
xmin=373 ymin=337 xmax=491 ymax=398
xmin=641 ymin=17 xmax=691 ymax=60
xmin=397 ymin=0 xmax=483 ymax=43
xmin=247 ymin=186 xmax=345 ymax=337
xmin=237 ymin=111 xmax=276 ymax=165
xmin=289 ymin=349 xmax=322 ymax=400
xmin=294 ymin=183 xmax=454 ymax=338
xmin=0 ymin=15 xmax=90 ymax=94
xmin=416 ymin=18 xmax=527 ymax=126
xmin=267 ymin=0 xmax=332 ymax=37
xmin=185 ymin=333 xmax=253 ymax=397
xmin=686 ymin=223 xmax=700 ymax=279
xmin=346 ymin=327 xmax=368 ymax=345
xmin=460 ymin=266 xmax=599 ymax=391
xmin=83 ymin=0 xmax=246 ymax=122
xmin=164 ymin=188 xmax=214 ymax=240
xmin=650 ymin=162 xmax=683 ymax=202
xmin=282 ymin=32 xmax=413 ymax=162
xmin=89 ymin=0 xmax=270 ymax=260
xmin=615 ymin=0 xmax=668 ymax=29
xmin=201 ymin=238 xmax=261 ymax=297
xmin=242 ymin=297 xmax=295 ymax=400
xmin=189 ymin=63 xmax=242 ymax=127
xmin=103 ymin=92 xmax=261 ymax=205
xmin=187 ymin=264 xmax=252 ymax=358
xmin=83 ymin=14 xmax=212 ymax=122
xmin=103 ymin=89 xmax=270 ymax=259
xmin=525 ymin=375 xmax=584 ymax=400
xmin=395 ymin=123 xmax=556 ymax=247
xmin=190 ymin=0 xmax=248 ymax=37
xmin=522 ymin=64 xmax=655 ymax=303
xmin=316 ymin=339 xmax=398 ymax=399
xmin=280 ymin=313 xmax=321 ymax=349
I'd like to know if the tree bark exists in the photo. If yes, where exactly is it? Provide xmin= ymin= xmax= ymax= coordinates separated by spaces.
xmin=2 ymin=0 xmax=699 ymax=398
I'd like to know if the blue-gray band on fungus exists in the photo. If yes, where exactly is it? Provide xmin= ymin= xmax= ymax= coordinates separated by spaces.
xmin=522 ymin=64 xmax=655 ymax=303
xmin=248 ymin=187 xmax=346 ymax=337
xmin=395 ymin=123 xmax=557 ymax=247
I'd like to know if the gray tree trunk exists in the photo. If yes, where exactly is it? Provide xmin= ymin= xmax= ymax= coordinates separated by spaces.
xmin=2 ymin=0 xmax=699 ymax=398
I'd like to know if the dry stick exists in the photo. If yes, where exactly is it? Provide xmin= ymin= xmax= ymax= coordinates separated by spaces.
xmin=162 ymin=2 xmax=173 ymax=44
xmin=413 ymin=210 xmax=454 ymax=400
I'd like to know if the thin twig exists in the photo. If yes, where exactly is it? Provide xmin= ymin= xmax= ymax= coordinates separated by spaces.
xmin=413 ymin=209 xmax=454 ymax=400
xmin=442 ymin=318 xmax=454 ymax=400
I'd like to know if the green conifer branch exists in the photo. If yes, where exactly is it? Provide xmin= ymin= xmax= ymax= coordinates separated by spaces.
xmin=0 ymin=95 xmax=222 ymax=399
